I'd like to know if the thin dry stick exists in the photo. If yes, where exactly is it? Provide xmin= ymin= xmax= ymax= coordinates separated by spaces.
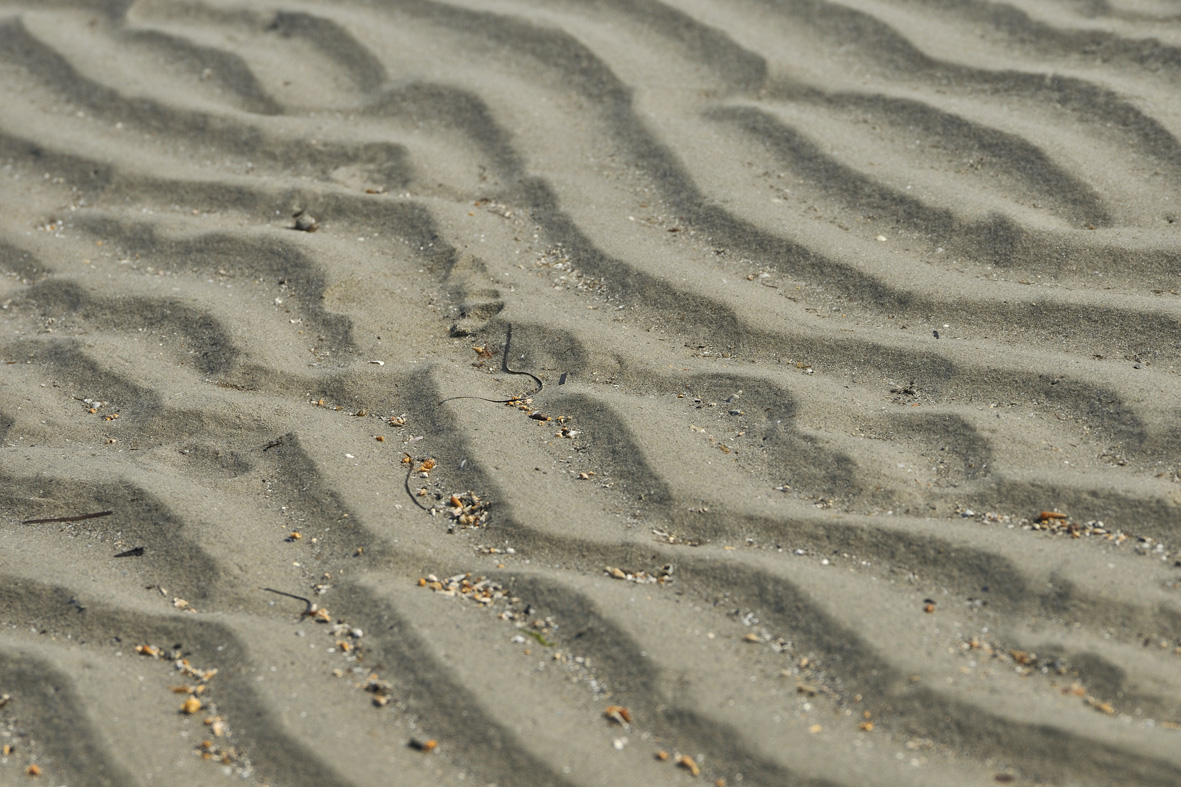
xmin=411 ymin=324 xmax=544 ymax=509
xmin=404 ymin=461 xmax=431 ymax=511
xmin=439 ymin=323 xmax=543 ymax=405
xmin=260 ymin=587 xmax=313 ymax=615
xmin=22 ymin=510 xmax=113 ymax=525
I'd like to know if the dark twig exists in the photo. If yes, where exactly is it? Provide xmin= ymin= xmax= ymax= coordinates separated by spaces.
xmin=439 ymin=323 xmax=544 ymax=405
xmin=405 ymin=462 xmax=431 ymax=511
xmin=501 ymin=323 xmax=543 ymax=393
xmin=260 ymin=587 xmax=313 ymax=615
xmin=22 ymin=510 xmax=113 ymax=525
xmin=114 ymin=546 xmax=145 ymax=558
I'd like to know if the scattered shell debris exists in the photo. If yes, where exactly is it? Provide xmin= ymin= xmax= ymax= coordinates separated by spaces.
xmin=476 ymin=545 xmax=516 ymax=556
xmin=962 ymin=509 xmax=1173 ymax=561
xmin=197 ymin=738 xmax=243 ymax=767
xmin=499 ymin=397 xmax=577 ymax=435
xmin=604 ymin=565 xmax=674 ymax=585
xmin=418 ymin=573 xmax=508 ymax=606
xmin=651 ymin=528 xmax=704 ymax=547
xmin=416 ymin=574 xmax=611 ymax=697
xmin=364 ymin=675 xmax=393 ymax=707
xmin=441 ymin=492 xmax=490 ymax=530
xmin=958 ymin=636 xmax=1138 ymax=717
xmin=403 ymin=454 xmax=493 ymax=530
xmin=286 ymin=592 xmax=383 ymax=711
xmin=133 ymin=644 xmax=249 ymax=773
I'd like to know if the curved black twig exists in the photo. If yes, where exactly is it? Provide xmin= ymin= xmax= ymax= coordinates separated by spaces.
xmin=404 ymin=461 xmax=431 ymax=511
xmin=501 ymin=323 xmax=544 ymax=392
xmin=260 ymin=587 xmax=313 ymax=615
xmin=410 ymin=324 xmax=543 ymax=509
xmin=439 ymin=323 xmax=543 ymax=405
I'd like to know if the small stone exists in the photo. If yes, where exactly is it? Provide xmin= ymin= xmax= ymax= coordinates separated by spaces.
xmin=293 ymin=209 xmax=319 ymax=232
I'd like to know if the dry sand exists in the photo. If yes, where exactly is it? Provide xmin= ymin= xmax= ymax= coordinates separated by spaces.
xmin=2 ymin=0 xmax=1181 ymax=784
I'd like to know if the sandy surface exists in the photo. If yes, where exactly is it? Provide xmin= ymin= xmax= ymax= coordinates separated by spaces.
xmin=2 ymin=0 xmax=1180 ymax=784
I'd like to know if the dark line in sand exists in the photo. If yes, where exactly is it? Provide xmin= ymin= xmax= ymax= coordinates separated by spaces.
xmin=405 ymin=462 xmax=431 ymax=511
xmin=22 ymin=510 xmax=113 ymax=525
xmin=439 ymin=323 xmax=544 ymax=405
xmin=410 ymin=323 xmax=549 ymax=509
xmin=260 ymin=587 xmax=314 ymax=615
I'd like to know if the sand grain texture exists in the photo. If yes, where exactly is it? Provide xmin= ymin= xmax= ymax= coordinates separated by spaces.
xmin=1 ymin=0 xmax=1180 ymax=784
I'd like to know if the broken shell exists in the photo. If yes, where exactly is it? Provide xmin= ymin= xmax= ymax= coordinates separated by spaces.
xmin=181 ymin=696 xmax=203 ymax=714
xmin=408 ymin=738 xmax=438 ymax=752
xmin=26 ymin=764 xmax=40 ymax=776
xmin=604 ymin=705 xmax=632 ymax=724
xmin=676 ymin=754 xmax=700 ymax=776
xmin=655 ymin=751 xmax=670 ymax=761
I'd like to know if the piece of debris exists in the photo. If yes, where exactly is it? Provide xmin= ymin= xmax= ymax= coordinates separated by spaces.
xmin=292 ymin=208 xmax=319 ymax=232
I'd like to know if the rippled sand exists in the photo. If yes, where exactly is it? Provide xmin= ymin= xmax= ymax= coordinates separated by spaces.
xmin=2 ymin=1 xmax=1180 ymax=784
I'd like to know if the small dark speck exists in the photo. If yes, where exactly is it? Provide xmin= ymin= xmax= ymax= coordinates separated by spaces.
xmin=933 ymin=330 xmax=940 ymax=339
xmin=114 ymin=546 xmax=146 ymax=558
xmin=559 ymin=372 xmax=568 ymax=385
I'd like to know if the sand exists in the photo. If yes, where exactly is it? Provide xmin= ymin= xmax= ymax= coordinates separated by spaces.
xmin=1 ymin=0 xmax=1180 ymax=784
